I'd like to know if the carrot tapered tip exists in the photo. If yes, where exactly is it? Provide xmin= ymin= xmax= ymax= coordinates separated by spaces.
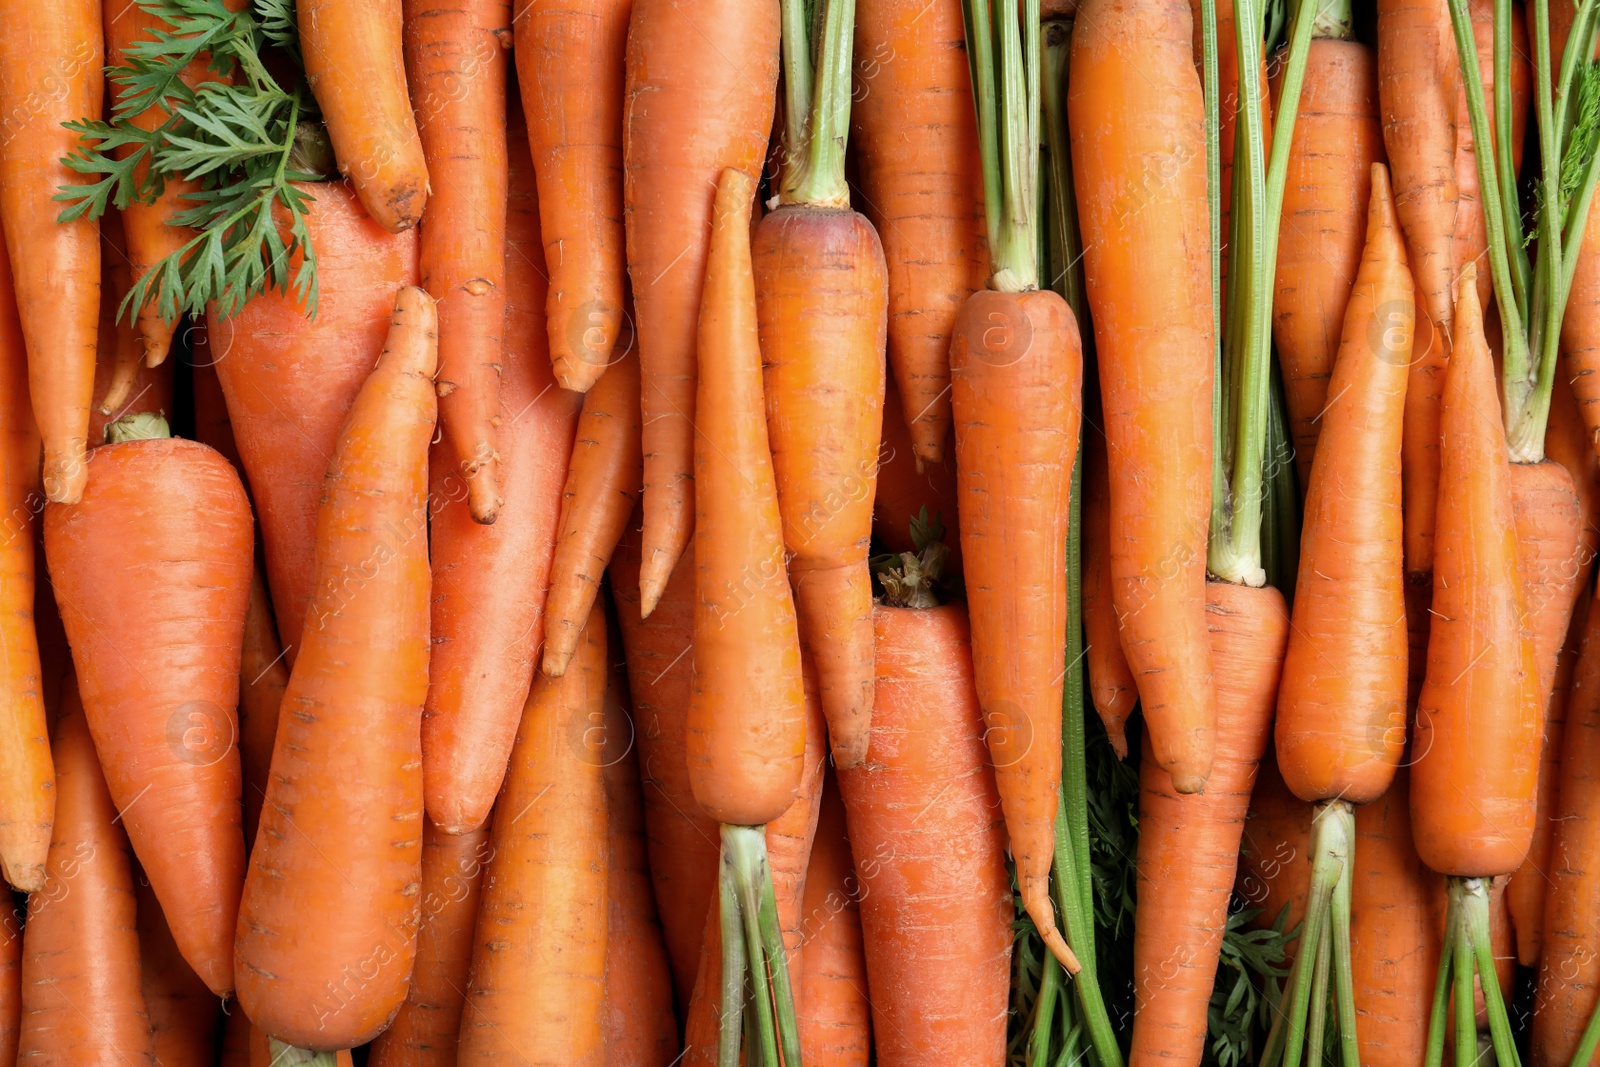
xmin=1022 ymin=879 xmax=1082 ymax=974
xmin=1 ymin=858 xmax=44 ymax=895
xmin=43 ymin=442 xmax=88 ymax=504
xmin=463 ymin=460 xmax=502 ymax=525
xmin=140 ymin=318 xmax=174 ymax=368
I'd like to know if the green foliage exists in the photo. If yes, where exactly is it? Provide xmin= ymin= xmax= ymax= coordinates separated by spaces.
xmin=1561 ymin=62 xmax=1600 ymax=222
xmin=1204 ymin=907 xmax=1293 ymax=1067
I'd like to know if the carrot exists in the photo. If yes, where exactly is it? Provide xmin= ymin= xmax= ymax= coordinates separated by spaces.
xmin=43 ymin=416 xmax=253 ymax=997
xmin=1236 ymin=750 xmax=1311 ymax=936
xmin=136 ymin=873 xmax=222 ymax=1067
xmin=234 ymin=287 xmax=437 ymax=1052
xmin=299 ymin=0 xmax=429 ymax=232
xmin=872 ymin=376 xmax=961 ymax=568
xmin=237 ymin=570 xmax=288 ymax=852
xmin=1129 ymin=580 xmax=1288 ymax=1065
xmin=0 ymin=899 xmax=18 ymax=1066
xmin=190 ymin=327 xmax=244 ymax=475
xmin=219 ymin=1008 xmax=250 ymax=1067
xmin=1350 ymin=768 xmax=1443 ymax=1067
xmin=423 ymin=125 xmax=582 ymax=834
xmin=368 ymin=822 xmax=491 ymax=1067
xmin=1070 ymin=0 xmax=1218 ymax=793
xmin=797 ymin=776 xmax=871 ymax=1067
xmin=208 ymin=180 xmax=418 ymax=661
xmin=609 ymin=520 xmax=721 ymax=1009
xmin=514 ymin=0 xmax=631 ymax=392
xmin=836 ymin=600 xmax=1012 ymax=1064
xmin=404 ymin=0 xmax=509 ymax=524
xmin=457 ymin=601 xmax=609 ymax=1065
xmin=1081 ymin=396 xmax=1135 ymax=758
xmin=0 ymin=223 xmax=50 ymax=895
xmin=97 ymin=213 xmax=146 ymax=418
xmin=0 ymin=0 xmax=101 ymax=505
xmin=1563 ymin=178 xmax=1600 ymax=449
xmin=249 ymin=1029 xmax=356 ymax=1067
xmin=850 ymin=0 xmax=987 ymax=465
xmin=1271 ymin=31 xmax=1384 ymax=482
xmin=622 ymin=0 xmax=779 ymax=616
xmin=599 ymin=651 xmax=679 ymax=1067
xmin=544 ymin=336 xmax=641 ymax=678
xmin=87 ymin=318 xmax=175 ymax=453
xmin=16 ymin=683 xmax=153 ymax=1065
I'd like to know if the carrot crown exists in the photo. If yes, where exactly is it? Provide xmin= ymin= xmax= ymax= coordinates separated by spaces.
xmin=104 ymin=413 xmax=172 ymax=443
xmin=777 ymin=0 xmax=856 ymax=207
xmin=962 ymin=0 xmax=1042 ymax=292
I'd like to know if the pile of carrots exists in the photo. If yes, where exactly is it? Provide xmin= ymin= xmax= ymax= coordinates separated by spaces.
xmin=1 ymin=0 xmax=1600 ymax=1064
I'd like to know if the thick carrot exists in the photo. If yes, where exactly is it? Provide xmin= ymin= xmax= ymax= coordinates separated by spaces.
xmin=544 ymin=338 xmax=642 ymax=678
xmin=1410 ymin=266 xmax=1540 ymax=879
xmin=423 ymin=126 xmax=581 ymax=833
xmin=16 ymin=685 xmax=153 ymax=1065
xmin=136 ymin=874 xmax=221 ymax=1067
xmin=1070 ymin=0 xmax=1218 ymax=793
xmin=1271 ymin=34 xmax=1384 ymax=482
xmin=950 ymin=285 xmax=1081 ymax=968
xmin=1564 ymin=181 xmax=1600 ymax=449
xmin=44 ymin=422 xmax=253 ymax=997
xmin=514 ymin=0 xmax=631 ymax=392
xmin=850 ymin=0 xmax=987 ymax=465
xmin=622 ymin=0 xmax=779 ymax=615
xmin=0 ymin=898 xmax=18 ymax=1065
xmin=457 ymin=601 xmax=609 ymax=1065
xmin=238 ymin=570 xmax=288 ymax=852
xmin=0 ymin=0 xmax=100 ymax=505
xmin=234 ymin=287 xmax=438 ymax=1051
xmin=836 ymin=602 xmax=1012 ymax=1064
xmin=1129 ymin=581 xmax=1288 ymax=1064
xmin=872 ymin=376 xmax=961 ymax=567
xmin=209 ymin=180 xmax=418 ymax=661
xmin=404 ymin=0 xmax=509 ymax=524
xmin=1350 ymin=768 xmax=1442 ymax=1067
xmin=599 ymin=653 xmax=678 ymax=1067
xmin=299 ymin=0 xmax=429 ymax=232
xmin=1275 ymin=163 xmax=1412 ymax=806
xmin=1236 ymin=750 xmax=1311 ymax=935
xmin=797 ymin=777 xmax=871 ymax=1067
xmin=0 ymin=224 xmax=50 ymax=895
xmin=609 ymin=520 xmax=720 ymax=1009
xmin=368 ymin=822 xmax=491 ymax=1067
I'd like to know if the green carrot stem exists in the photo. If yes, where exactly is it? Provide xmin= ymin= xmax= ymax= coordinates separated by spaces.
xmin=1423 ymin=893 xmax=1452 ymax=1067
xmin=778 ymin=0 xmax=815 ymax=188
xmin=1465 ymin=879 xmax=1523 ymax=1067
xmin=962 ymin=0 xmax=1041 ymax=290
xmin=1555 ymin=0 xmax=1600 ymax=145
xmin=757 ymin=868 xmax=803 ymax=1067
xmin=1450 ymin=892 xmax=1476 ymax=1067
xmin=1303 ymin=919 xmax=1333 ymax=1067
xmin=717 ymin=856 xmax=746 ymax=1067
xmin=1327 ymin=806 xmax=1360 ymax=1067
xmin=1202 ymin=0 xmax=1227 ymax=539
xmin=1496 ymin=0 xmax=1534 ymax=303
xmin=786 ymin=0 xmax=856 ymax=206
xmin=1566 ymin=977 xmax=1600 ymax=1067
xmin=266 ymin=1042 xmax=336 ymax=1067
xmin=1031 ymin=953 xmax=1063 ymax=1067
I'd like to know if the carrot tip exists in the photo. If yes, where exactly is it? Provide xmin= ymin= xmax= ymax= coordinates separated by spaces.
xmin=463 ymin=462 xmax=502 ymax=525
xmin=0 ymin=859 xmax=45 ymax=895
xmin=43 ymin=445 xmax=88 ymax=505
xmin=1171 ymin=772 xmax=1207 ymax=796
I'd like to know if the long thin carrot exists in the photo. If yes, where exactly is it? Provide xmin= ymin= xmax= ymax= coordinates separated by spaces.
xmin=0 ymin=0 xmax=100 ymax=504
xmin=544 ymin=337 xmax=642 ymax=678
xmin=97 ymin=213 xmax=146 ymax=418
xmin=0 ymin=224 xmax=49 ymax=895
xmin=457 ymin=601 xmax=609 ymax=1065
xmin=850 ymin=0 xmax=987 ymax=465
xmin=44 ymin=417 xmax=254 ymax=997
xmin=16 ymin=684 xmax=154 ymax=1065
xmin=1070 ymin=0 xmax=1218 ymax=793
xmin=1081 ymin=397 xmax=1135 ymax=758
xmin=298 ymin=0 xmax=430 ymax=232
xmin=797 ymin=777 xmax=871 ymax=1067
xmin=423 ymin=123 xmax=581 ymax=834
xmin=136 ymin=873 xmax=222 ymax=1067
xmin=514 ymin=0 xmax=632 ymax=392
xmin=622 ymin=0 xmax=779 ymax=616
xmin=238 ymin=571 xmax=288 ymax=852
xmin=404 ymin=0 xmax=509 ymax=524
xmin=208 ymin=180 xmax=418 ymax=661
xmin=234 ymin=287 xmax=438 ymax=1052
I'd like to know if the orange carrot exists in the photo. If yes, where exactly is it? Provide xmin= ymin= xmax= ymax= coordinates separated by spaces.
xmin=208 ymin=180 xmax=418 ymax=661
xmin=44 ymin=418 xmax=253 ymax=997
xmin=237 ymin=570 xmax=288 ymax=852
xmin=0 ymin=0 xmax=101 ymax=505
xmin=0 ymin=898 xmax=18 ymax=1066
xmin=97 ymin=213 xmax=146 ymax=417
xmin=514 ymin=0 xmax=632 ymax=392
xmin=234 ymin=287 xmax=438 ymax=1051
xmin=136 ymin=873 xmax=222 ymax=1067
xmin=189 ymin=322 xmax=242 ymax=474
xmin=1236 ymin=750 xmax=1311 ymax=936
xmin=1081 ymin=397 xmax=1135 ymax=758
xmin=457 ymin=601 xmax=609 ymax=1065
xmin=1070 ymin=0 xmax=1218 ymax=793
xmin=1563 ymin=173 xmax=1600 ymax=449
xmin=872 ymin=376 xmax=961 ymax=568
xmin=622 ymin=0 xmax=779 ymax=615
xmin=404 ymin=0 xmax=509 ymax=523
xmin=797 ymin=777 xmax=871 ymax=1067
xmin=299 ymin=0 xmax=430 ymax=232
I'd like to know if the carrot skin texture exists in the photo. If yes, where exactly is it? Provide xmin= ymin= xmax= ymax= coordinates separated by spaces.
xmin=0 ymin=0 xmax=99 ymax=505
xmin=238 ymin=570 xmax=287 ymax=853
xmin=457 ymin=603 xmax=609 ymax=1066
xmin=872 ymin=376 xmax=961 ymax=567
xmin=837 ymin=603 xmax=1013 ymax=1065
xmin=234 ymin=287 xmax=438 ymax=1050
xmin=298 ymin=0 xmax=430 ymax=232
xmin=136 ymin=875 xmax=222 ymax=1067
xmin=754 ymin=205 xmax=887 ymax=769
xmin=515 ymin=0 xmax=631 ymax=392
xmin=209 ymin=182 xmax=419 ymax=662
xmin=1081 ymin=407 xmax=1135 ymax=758
xmin=17 ymin=692 xmax=154 ymax=1065
xmin=1563 ymin=188 xmax=1600 ymax=452
xmin=1235 ymin=751 xmax=1311 ymax=935
xmin=1129 ymin=581 xmax=1287 ymax=1065
xmin=44 ymin=437 xmax=253 ymax=997
xmin=622 ymin=0 xmax=779 ymax=615
xmin=797 ymin=777 xmax=871 ymax=1067
xmin=0 ymin=226 xmax=50 ymax=895
xmin=1276 ymin=164 xmax=1411 ymax=806
xmin=1410 ymin=271 xmax=1541 ymax=878
xmin=685 ymin=168 xmax=806 ymax=827
xmin=544 ymin=338 xmax=642 ymax=678
xmin=950 ymin=287 xmax=1082 ymax=970
xmin=404 ymin=0 xmax=509 ymax=525
xmin=1070 ymin=0 xmax=1217 ymax=792
xmin=1271 ymin=38 xmax=1383 ymax=482
xmin=0 ymin=906 xmax=17 ymax=1067
xmin=367 ymin=822 xmax=490 ymax=1067
xmin=850 ymin=0 xmax=987 ymax=465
